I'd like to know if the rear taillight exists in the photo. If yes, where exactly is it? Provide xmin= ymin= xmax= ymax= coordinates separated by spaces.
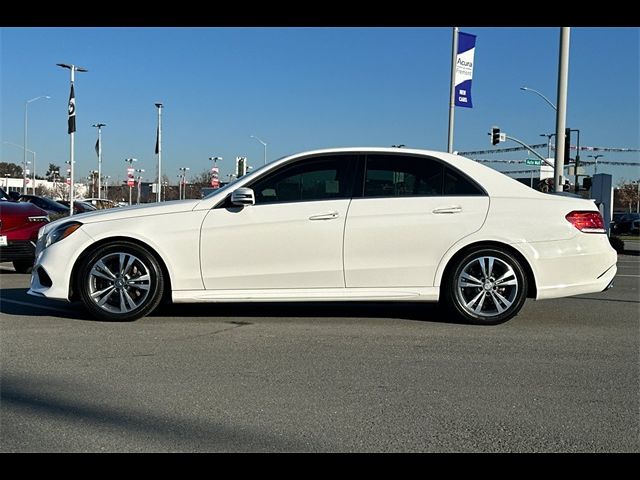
xmin=565 ymin=211 xmax=606 ymax=233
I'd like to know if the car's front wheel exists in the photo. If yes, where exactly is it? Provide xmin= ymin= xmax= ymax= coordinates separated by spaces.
xmin=443 ymin=247 xmax=528 ymax=325
xmin=77 ymin=241 xmax=164 ymax=321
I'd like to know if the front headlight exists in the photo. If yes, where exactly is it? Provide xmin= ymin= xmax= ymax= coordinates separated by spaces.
xmin=44 ymin=221 xmax=83 ymax=249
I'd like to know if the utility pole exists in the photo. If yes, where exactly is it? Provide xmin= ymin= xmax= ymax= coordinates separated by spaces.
xmin=553 ymin=27 xmax=571 ymax=192
xmin=155 ymin=103 xmax=163 ymax=202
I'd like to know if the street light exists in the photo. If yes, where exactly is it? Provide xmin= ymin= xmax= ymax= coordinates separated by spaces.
xmin=520 ymin=86 xmax=557 ymax=111
xmin=539 ymin=133 xmax=556 ymax=159
xmin=125 ymin=158 xmax=138 ymax=205
xmin=209 ymin=156 xmax=222 ymax=189
xmin=250 ymin=135 xmax=267 ymax=165
xmin=92 ymin=123 xmax=106 ymax=199
xmin=24 ymin=95 xmax=50 ymax=194
xmin=3 ymin=141 xmax=37 ymax=194
xmin=178 ymin=167 xmax=190 ymax=199
xmin=155 ymin=103 xmax=163 ymax=203
xmin=588 ymin=154 xmax=604 ymax=175
xmin=104 ymin=175 xmax=111 ymax=199
xmin=135 ymin=169 xmax=145 ymax=204
xmin=57 ymin=63 xmax=88 ymax=216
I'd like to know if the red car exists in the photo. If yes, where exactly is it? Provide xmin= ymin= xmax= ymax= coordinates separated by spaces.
xmin=1 ymin=189 xmax=49 ymax=273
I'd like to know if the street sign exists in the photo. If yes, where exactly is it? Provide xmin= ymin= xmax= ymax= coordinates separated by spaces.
xmin=525 ymin=158 xmax=542 ymax=166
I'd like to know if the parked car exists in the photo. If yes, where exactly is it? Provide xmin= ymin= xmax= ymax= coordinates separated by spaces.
xmin=1 ymin=188 xmax=49 ymax=273
xmin=17 ymin=194 xmax=69 ymax=216
xmin=611 ymin=212 xmax=626 ymax=233
xmin=614 ymin=212 xmax=640 ymax=235
xmin=82 ymin=198 xmax=121 ymax=210
xmin=58 ymin=200 xmax=98 ymax=214
xmin=29 ymin=147 xmax=617 ymax=325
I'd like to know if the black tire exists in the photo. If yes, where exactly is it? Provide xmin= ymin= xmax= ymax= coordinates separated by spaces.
xmin=77 ymin=241 xmax=164 ymax=322
xmin=442 ymin=247 xmax=528 ymax=325
xmin=13 ymin=260 xmax=34 ymax=274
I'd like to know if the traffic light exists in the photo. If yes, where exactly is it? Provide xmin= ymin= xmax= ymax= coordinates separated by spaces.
xmin=564 ymin=128 xmax=571 ymax=164
xmin=583 ymin=176 xmax=592 ymax=190
xmin=491 ymin=127 xmax=501 ymax=146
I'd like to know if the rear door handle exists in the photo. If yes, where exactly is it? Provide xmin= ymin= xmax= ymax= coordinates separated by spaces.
xmin=432 ymin=206 xmax=462 ymax=214
xmin=309 ymin=211 xmax=339 ymax=221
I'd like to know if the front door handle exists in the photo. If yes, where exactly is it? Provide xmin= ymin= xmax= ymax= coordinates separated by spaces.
xmin=432 ymin=206 xmax=463 ymax=214
xmin=309 ymin=211 xmax=339 ymax=221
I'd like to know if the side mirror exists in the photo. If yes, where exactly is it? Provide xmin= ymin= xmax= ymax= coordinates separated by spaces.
xmin=230 ymin=187 xmax=255 ymax=206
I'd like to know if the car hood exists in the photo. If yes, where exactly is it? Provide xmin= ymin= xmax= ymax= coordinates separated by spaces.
xmin=43 ymin=199 xmax=202 ymax=230
xmin=0 ymin=201 xmax=49 ymax=231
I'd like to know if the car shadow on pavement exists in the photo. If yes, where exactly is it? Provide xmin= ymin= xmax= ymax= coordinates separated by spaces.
xmin=149 ymin=301 xmax=465 ymax=325
xmin=0 ymin=286 xmax=464 ymax=324
xmin=0 ymin=287 xmax=93 ymax=321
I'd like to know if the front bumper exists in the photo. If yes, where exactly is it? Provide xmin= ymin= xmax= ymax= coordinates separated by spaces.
xmin=27 ymin=228 xmax=95 ymax=301
xmin=0 ymin=240 xmax=35 ymax=262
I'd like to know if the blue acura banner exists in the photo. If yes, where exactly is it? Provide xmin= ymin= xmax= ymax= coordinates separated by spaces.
xmin=454 ymin=32 xmax=476 ymax=108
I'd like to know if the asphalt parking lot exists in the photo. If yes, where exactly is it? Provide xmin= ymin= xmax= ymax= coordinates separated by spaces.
xmin=1 ymin=256 xmax=638 ymax=452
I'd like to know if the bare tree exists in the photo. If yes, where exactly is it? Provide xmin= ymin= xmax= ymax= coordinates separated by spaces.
xmin=615 ymin=179 xmax=640 ymax=212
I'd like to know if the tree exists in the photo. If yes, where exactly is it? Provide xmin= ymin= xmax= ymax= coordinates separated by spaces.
xmin=615 ymin=179 xmax=640 ymax=212
xmin=46 ymin=163 xmax=62 ymax=181
xmin=191 ymin=169 xmax=212 ymax=186
xmin=0 ymin=162 xmax=23 ymax=177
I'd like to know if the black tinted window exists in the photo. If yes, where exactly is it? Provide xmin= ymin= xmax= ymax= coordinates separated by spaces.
xmin=364 ymin=155 xmax=443 ymax=197
xmin=444 ymin=167 xmax=484 ymax=195
xmin=249 ymin=155 xmax=356 ymax=205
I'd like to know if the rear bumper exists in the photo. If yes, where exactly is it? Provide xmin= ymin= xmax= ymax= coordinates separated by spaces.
xmin=513 ymin=234 xmax=618 ymax=300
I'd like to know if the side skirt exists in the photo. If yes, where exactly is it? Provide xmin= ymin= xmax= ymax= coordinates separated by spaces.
xmin=172 ymin=287 xmax=439 ymax=303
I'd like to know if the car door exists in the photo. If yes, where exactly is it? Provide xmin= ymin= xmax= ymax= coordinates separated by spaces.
xmin=200 ymin=154 xmax=358 ymax=290
xmin=343 ymin=153 xmax=490 ymax=288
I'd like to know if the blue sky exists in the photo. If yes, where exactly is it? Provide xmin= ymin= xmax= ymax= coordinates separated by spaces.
xmin=1 ymin=27 xmax=638 ymax=186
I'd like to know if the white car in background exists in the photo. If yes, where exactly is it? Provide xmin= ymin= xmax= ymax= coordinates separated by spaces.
xmin=28 ymin=147 xmax=616 ymax=325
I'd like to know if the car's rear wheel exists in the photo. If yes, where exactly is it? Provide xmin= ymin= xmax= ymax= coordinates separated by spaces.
xmin=77 ymin=241 xmax=164 ymax=321
xmin=443 ymin=247 xmax=528 ymax=325
xmin=13 ymin=260 xmax=33 ymax=274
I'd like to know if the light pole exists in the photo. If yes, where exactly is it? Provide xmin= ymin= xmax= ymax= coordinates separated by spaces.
xmin=89 ymin=170 xmax=99 ymax=197
xmin=250 ymin=135 xmax=267 ymax=165
xmin=3 ymin=142 xmax=37 ymax=194
xmin=104 ymin=175 xmax=111 ymax=200
xmin=520 ymin=86 xmax=557 ymax=111
xmin=92 ymin=123 xmax=106 ymax=199
xmin=23 ymin=95 xmax=50 ymax=194
xmin=539 ymin=133 xmax=556 ymax=159
xmin=209 ymin=156 xmax=222 ymax=189
xmin=178 ymin=167 xmax=190 ymax=199
xmin=57 ymin=63 xmax=88 ymax=215
xmin=588 ymin=154 xmax=604 ymax=175
xmin=155 ymin=103 xmax=163 ymax=202
xmin=135 ymin=169 xmax=145 ymax=204
xmin=125 ymin=158 xmax=138 ymax=205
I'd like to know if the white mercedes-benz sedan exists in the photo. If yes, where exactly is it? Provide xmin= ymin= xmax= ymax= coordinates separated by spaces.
xmin=28 ymin=147 xmax=617 ymax=325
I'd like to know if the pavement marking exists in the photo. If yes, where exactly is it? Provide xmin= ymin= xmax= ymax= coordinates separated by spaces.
xmin=615 ymin=274 xmax=640 ymax=278
xmin=0 ymin=298 xmax=77 ymax=315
